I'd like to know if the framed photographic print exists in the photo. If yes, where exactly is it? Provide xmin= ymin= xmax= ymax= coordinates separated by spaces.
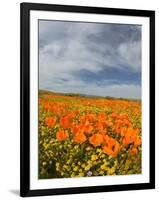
xmin=20 ymin=2 xmax=155 ymax=197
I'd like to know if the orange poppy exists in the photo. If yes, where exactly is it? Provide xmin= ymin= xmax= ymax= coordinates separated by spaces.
xmin=113 ymin=141 xmax=120 ymax=157
xmin=67 ymin=112 xmax=76 ymax=119
xmin=94 ymin=122 xmax=104 ymax=132
xmin=60 ymin=116 xmax=72 ymax=129
xmin=45 ymin=117 xmax=56 ymax=128
xmin=79 ymin=115 xmax=86 ymax=123
xmin=71 ymin=125 xmax=80 ymax=135
xmin=114 ymin=124 xmax=122 ymax=134
xmin=130 ymin=147 xmax=138 ymax=156
xmin=111 ymin=113 xmax=118 ymax=119
xmin=134 ymin=137 xmax=141 ymax=147
xmin=73 ymin=132 xmax=87 ymax=144
xmin=97 ymin=113 xmax=106 ymax=121
xmin=105 ymin=120 xmax=113 ymax=127
xmin=89 ymin=133 xmax=103 ymax=147
xmin=56 ymin=130 xmax=69 ymax=141
xmin=102 ymin=141 xmax=120 ymax=157
xmin=123 ymin=119 xmax=131 ymax=127
xmin=122 ymin=127 xmax=141 ymax=148
xmin=86 ymin=113 xmax=95 ymax=122
xmin=122 ymin=137 xmax=129 ymax=147
xmin=102 ymin=134 xmax=110 ymax=144
xmin=84 ymin=125 xmax=93 ymax=135
xmin=102 ymin=146 xmax=114 ymax=157
xmin=44 ymin=102 xmax=51 ymax=112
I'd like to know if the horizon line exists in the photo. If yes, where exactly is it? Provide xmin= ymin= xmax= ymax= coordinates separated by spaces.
xmin=39 ymin=88 xmax=141 ymax=101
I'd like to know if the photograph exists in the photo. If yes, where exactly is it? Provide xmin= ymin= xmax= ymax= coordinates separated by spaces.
xmin=20 ymin=3 xmax=155 ymax=196
xmin=38 ymin=20 xmax=142 ymax=179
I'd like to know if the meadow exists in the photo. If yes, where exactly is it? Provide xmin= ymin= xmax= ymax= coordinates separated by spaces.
xmin=38 ymin=90 xmax=142 ymax=179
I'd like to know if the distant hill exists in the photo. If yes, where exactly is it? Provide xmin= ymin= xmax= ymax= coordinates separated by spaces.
xmin=39 ymin=89 xmax=141 ymax=102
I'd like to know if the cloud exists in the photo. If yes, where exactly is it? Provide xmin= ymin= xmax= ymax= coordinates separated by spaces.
xmin=39 ymin=20 xmax=141 ymax=99
xmin=118 ymin=41 xmax=141 ymax=72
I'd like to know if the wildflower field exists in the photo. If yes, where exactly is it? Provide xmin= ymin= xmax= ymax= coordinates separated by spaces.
xmin=39 ymin=90 xmax=142 ymax=179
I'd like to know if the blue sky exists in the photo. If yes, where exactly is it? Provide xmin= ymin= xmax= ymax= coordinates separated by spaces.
xmin=39 ymin=20 xmax=141 ymax=99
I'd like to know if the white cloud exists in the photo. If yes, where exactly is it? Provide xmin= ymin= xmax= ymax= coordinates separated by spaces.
xmin=118 ymin=41 xmax=141 ymax=72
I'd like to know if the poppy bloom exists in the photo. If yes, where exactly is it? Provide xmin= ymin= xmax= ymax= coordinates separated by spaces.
xmin=122 ymin=128 xmax=141 ymax=148
xmin=84 ymin=125 xmax=93 ymax=135
xmin=114 ymin=120 xmax=123 ymax=134
xmin=102 ymin=141 xmax=120 ymax=157
xmin=89 ymin=133 xmax=103 ymax=147
xmin=71 ymin=125 xmax=80 ymax=135
xmin=86 ymin=113 xmax=95 ymax=122
xmin=102 ymin=135 xmax=120 ymax=157
xmin=56 ymin=130 xmax=69 ymax=141
xmin=97 ymin=113 xmax=106 ymax=122
xmin=45 ymin=117 xmax=56 ymax=128
xmin=123 ymin=119 xmax=131 ymax=127
xmin=44 ymin=103 xmax=51 ymax=112
xmin=74 ymin=132 xmax=87 ymax=144
xmin=122 ymin=136 xmax=132 ymax=147
xmin=79 ymin=115 xmax=86 ymax=123
xmin=112 ymin=141 xmax=120 ymax=157
xmin=110 ymin=113 xmax=118 ymax=119
xmin=134 ymin=137 xmax=141 ymax=147
xmin=67 ymin=112 xmax=76 ymax=119
xmin=102 ymin=134 xmax=110 ymax=144
xmin=60 ymin=116 xmax=72 ymax=129
xmin=102 ymin=146 xmax=114 ymax=157
xmin=104 ymin=120 xmax=113 ymax=128
xmin=72 ymin=124 xmax=85 ymax=135
xmin=130 ymin=147 xmax=138 ymax=156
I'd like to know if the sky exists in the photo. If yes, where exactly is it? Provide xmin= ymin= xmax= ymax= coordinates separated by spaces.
xmin=39 ymin=20 xmax=141 ymax=99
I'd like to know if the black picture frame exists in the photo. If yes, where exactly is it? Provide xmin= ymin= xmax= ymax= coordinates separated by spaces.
xmin=20 ymin=2 xmax=155 ymax=197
